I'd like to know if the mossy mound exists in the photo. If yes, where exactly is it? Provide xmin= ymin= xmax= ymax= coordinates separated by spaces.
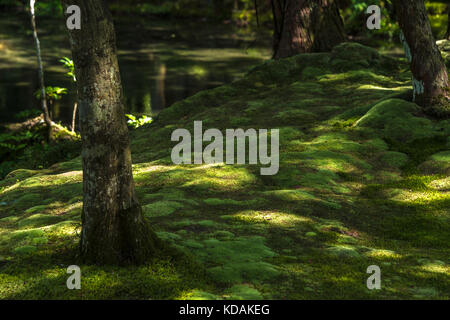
xmin=354 ymin=99 xmax=445 ymax=142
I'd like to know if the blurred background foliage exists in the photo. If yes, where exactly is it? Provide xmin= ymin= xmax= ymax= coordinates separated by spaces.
xmin=2 ymin=0 xmax=449 ymax=42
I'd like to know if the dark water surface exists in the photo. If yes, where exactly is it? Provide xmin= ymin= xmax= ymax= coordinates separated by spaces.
xmin=0 ymin=12 xmax=270 ymax=126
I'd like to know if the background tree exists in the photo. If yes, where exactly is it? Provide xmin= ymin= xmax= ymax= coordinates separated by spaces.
xmin=29 ymin=0 xmax=52 ymax=135
xmin=445 ymin=2 xmax=450 ymax=39
xmin=272 ymin=0 xmax=346 ymax=59
xmin=395 ymin=0 xmax=450 ymax=116
xmin=61 ymin=0 xmax=160 ymax=265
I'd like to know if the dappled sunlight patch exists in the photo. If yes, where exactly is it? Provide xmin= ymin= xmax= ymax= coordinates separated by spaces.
xmin=262 ymin=189 xmax=316 ymax=202
xmin=429 ymin=177 xmax=450 ymax=191
xmin=133 ymin=164 xmax=174 ymax=175
xmin=2 ymin=228 xmax=45 ymax=244
xmin=419 ymin=262 xmax=448 ymax=275
xmin=318 ymin=70 xmax=400 ymax=88
xmin=365 ymin=249 xmax=401 ymax=259
xmin=231 ymin=209 xmax=312 ymax=227
xmin=17 ymin=213 xmax=63 ymax=229
xmin=356 ymin=84 xmax=410 ymax=92
xmin=19 ymin=171 xmax=82 ymax=188
xmin=324 ymin=245 xmax=362 ymax=259
xmin=389 ymin=189 xmax=447 ymax=204
xmin=182 ymin=166 xmax=258 ymax=192
xmin=42 ymin=221 xmax=79 ymax=236
xmin=297 ymin=149 xmax=371 ymax=173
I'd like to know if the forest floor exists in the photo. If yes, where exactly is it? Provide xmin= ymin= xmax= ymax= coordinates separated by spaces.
xmin=0 ymin=43 xmax=449 ymax=299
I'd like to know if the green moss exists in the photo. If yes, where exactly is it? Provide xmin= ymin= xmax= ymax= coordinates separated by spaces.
xmin=301 ymin=67 xmax=330 ymax=80
xmin=182 ymin=239 xmax=204 ymax=249
xmin=31 ymin=237 xmax=48 ymax=245
xmin=155 ymin=231 xmax=182 ymax=243
xmin=430 ymin=151 xmax=450 ymax=162
xmin=279 ymin=127 xmax=304 ymax=141
xmin=211 ymin=230 xmax=235 ymax=240
xmin=187 ymin=236 xmax=280 ymax=284
xmin=13 ymin=245 xmax=37 ymax=255
xmin=325 ymin=245 xmax=362 ymax=259
xmin=197 ymin=220 xmax=220 ymax=228
xmin=17 ymin=214 xmax=62 ymax=229
xmin=203 ymin=198 xmax=262 ymax=206
xmin=330 ymin=42 xmax=383 ymax=70
xmin=412 ymin=287 xmax=440 ymax=298
xmin=300 ymin=170 xmax=350 ymax=194
xmin=263 ymin=189 xmax=316 ymax=201
xmin=188 ymin=290 xmax=220 ymax=300
xmin=355 ymin=99 xmax=439 ymax=142
xmin=289 ymin=81 xmax=324 ymax=94
xmin=143 ymin=201 xmax=184 ymax=217
xmin=274 ymin=109 xmax=316 ymax=125
xmin=24 ymin=205 xmax=48 ymax=214
xmin=298 ymin=150 xmax=371 ymax=172
xmin=226 ymin=284 xmax=263 ymax=300
xmin=14 ymin=193 xmax=42 ymax=207
xmin=366 ymin=138 xmax=389 ymax=151
xmin=4 ymin=169 xmax=39 ymax=181
xmin=380 ymin=151 xmax=409 ymax=168
xmin=5 ymin=228 xmax=45 ymax=242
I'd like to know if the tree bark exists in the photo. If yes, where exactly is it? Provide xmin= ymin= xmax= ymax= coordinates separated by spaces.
xmin=61 ymin=0 xmax=160 ymax=265
xmin=395 ymin=0 xmax=450 ymax=116
xmin=272 ymin=0 xmax=346 ymax=59
xmin=29 ymin=0 xmax=52 ymax=134
xmin=446 ymin=5 xmax=450 ymax=40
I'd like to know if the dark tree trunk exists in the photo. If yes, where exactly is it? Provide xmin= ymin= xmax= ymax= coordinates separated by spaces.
xmin=272 ymin=0 xmax=346 ymax=59
xmin=446 ymin=5 xmax=450 ymax=40
xmin=395 ymin=0 xmax=449 ymax=116
xmin=61 ymin=0 xmax=160 ymax=265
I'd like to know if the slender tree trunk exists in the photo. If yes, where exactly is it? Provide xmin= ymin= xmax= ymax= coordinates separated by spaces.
xmin=29 ymin=0 xmax=52 ymax=133
xmin=394 ymin=0 xmax=449 ymax=116
xmin=61 ymin=0 xmax=160 ymax=265
xmin=71 ymin=102 xmax=77 ymax=132
xmin=272 ymin=0 xmax=346 ymax=59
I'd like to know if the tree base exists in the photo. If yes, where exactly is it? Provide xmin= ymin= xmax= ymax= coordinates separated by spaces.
xmin=80 ymin=204 xmax=162 ymax=266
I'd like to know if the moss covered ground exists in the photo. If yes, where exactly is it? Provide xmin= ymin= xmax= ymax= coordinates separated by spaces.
xmin=0 ymin=43 xmax=449 ymax=299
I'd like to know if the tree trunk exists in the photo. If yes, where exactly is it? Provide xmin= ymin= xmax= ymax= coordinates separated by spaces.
xmin=446 ymin=5 xmax=450 ymax=40
xmin=61 ymin=0 xmax=160 ymax=265
xmin=71 ymin=102 xmax=77 ymax=133
xmin=29 ymin=0 xmax=52 ymax=133
xmin=395 ymin=0 xmax=449 ymax=116
xmin=272 ymin=0 xmax=346 ymax=59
